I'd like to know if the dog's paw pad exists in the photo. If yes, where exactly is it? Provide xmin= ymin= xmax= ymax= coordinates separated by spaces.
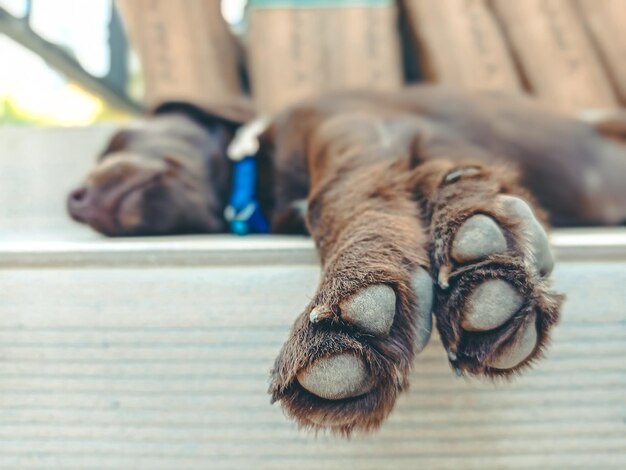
xmin=461 ymin=279 xmax=523 ymax=332
xmin=296 ymin=353 xmax=375 ymax=400
xmin=488 ymin=314 xmax=538 ymax=370
xmin=451 ymin=215 xmax=507 ymax=263
xmin=339 ymin=284 xmax=396 ymax=337
xmin=499 ymin=195 xmax=554 ymax=276
xmin=411 ymin=267 xmax=434 ymax=349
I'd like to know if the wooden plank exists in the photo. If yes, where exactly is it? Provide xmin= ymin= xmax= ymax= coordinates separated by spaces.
xmin=491 ymin=0 xmax=619 ymax=114
xmin=1 ymin=228 xmax=626 ymax=268
xmin=575 ymin=0 xmax=626 ymax=105
xmin=402 ymin=0 xmax=522 ymax=91
xmin=116 ymin=0 xmax=242 ymax=109
xmin=0 ymin=261 xmax=624 ymax=468
xmin=248 ymin=3 xmax=402 ymax=114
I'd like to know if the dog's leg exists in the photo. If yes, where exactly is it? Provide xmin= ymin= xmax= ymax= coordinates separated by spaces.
xmin=412 ymin=160 xmax=564 ymax=377
xmin=270 ymin=116 xmax=435 ymax=434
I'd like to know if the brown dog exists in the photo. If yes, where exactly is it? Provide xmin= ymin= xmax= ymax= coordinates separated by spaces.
xmin=67 ymin=102 xmax=256 ymax=236
xmin=69 ymin=87 xmax=626 ymax=235
xmin=68 ymin=86 xmax=626 ymax=434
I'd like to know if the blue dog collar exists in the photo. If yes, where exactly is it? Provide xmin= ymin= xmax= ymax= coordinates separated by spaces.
xmin=224 ymin=156 xmax=269 ymax=235
xmin=224 ymin=116 xmax=271 ymax=236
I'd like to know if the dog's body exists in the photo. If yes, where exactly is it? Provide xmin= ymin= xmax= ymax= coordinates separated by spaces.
xmin=69 ymin=86 xmax=626 ymax=236
xmin=265 ymin=86 xmax=626 ymax=230
xmin=69 ymin=86 xmax=626 ymax=433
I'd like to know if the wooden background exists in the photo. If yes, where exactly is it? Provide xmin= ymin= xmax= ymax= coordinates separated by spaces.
xmin=118 ymin=0 xmax=626 ymax=115
xmin=403 ymin=0 xmax=626 ymax=114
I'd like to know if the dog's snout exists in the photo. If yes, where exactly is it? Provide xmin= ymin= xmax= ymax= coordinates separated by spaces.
xmin=67 ymin=186 xmax=105 ymax=227
xmin=67 ymin=185 xmax=118 ymax=234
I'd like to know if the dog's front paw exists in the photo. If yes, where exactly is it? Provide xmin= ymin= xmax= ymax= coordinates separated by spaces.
xmin=430 ymin=168 xmax=563 ymax=377
xmin=270 ymin=266 xmax=434 ymax=434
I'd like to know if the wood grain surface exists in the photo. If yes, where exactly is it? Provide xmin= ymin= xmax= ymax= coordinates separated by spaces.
xmin=0 ymin=262 xmax=625 ymax=469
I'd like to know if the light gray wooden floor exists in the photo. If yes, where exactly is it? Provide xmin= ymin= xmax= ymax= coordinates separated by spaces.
xmin=0 ymin=126 xmax=625 ymax=469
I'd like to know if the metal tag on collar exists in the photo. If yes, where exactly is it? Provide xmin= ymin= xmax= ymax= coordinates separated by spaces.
xmin=224 ymin=201 xmax=256 ymax=236
xmin=224 ymin=201 xmax=269 ymax=236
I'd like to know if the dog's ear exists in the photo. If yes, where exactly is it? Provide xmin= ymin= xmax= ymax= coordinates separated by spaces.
xmin=153 ymin=100 xmax=257 ymax=133
xmin=98 ymin=129 xmax=135 ymax=161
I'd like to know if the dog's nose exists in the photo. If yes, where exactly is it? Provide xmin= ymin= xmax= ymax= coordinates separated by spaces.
xmin=69 ymin=186 xmax=88 ymax=204
xmin=67 ymin=186 xmax=90 ymax=222
xmin=67 ymin=186 xmax=118 ymax=234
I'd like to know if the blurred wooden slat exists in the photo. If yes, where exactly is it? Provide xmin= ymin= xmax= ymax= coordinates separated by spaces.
xmin=402 ymin=0 xmax=522 ymax=91
xmin=575 ymin=0 xmax=626 ymax=105
xmin=115 ymin=0 xmax=242 ymax=109
xmin=491 ymin=0 xmax=619 ymax=114
xmin=247 ymin=4 xmax=402 ymax=114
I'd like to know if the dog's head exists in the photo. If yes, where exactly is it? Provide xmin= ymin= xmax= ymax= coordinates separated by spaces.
xmin=67 ymin=101 xmax=256 ymax=236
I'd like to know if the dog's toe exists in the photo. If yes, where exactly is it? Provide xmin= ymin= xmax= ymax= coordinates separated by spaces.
xmin=451 ymin=215 xmax=507 ymax=263
xmin=411 ymin=267 xmax=434 ymax=350
xmin=461 ymin=279 xmax=523 ymax=332
xmin=488 ymin=314 xmax=538 ymax=370
xmin=499 ymin=195 xmax=554 ymax=276
xmin=339 ymin=285 xmax=396 ymax=337
xmin=297 ymin=353 xmax=375 ymax=400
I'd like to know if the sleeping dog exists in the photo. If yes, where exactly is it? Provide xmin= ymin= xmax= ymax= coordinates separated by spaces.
xmin=68 ymin=86 xmax=626 ymax=433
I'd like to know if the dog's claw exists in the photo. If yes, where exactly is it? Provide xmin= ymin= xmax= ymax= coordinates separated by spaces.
xmin=447 ymin=349 xmax=458 ymax=362
xmin=438 ymin=265 xmax=451 ymax=289
xmin=310 ymin=306 xmax=333 ymax=323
